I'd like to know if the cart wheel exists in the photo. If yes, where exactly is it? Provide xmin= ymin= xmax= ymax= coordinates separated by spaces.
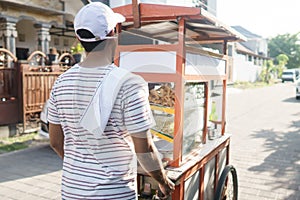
xmin=215 ymin=165 xmax=238 ymax=200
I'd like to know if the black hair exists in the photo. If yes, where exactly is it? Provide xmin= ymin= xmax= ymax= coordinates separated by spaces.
xmin=76 ymin=29 xmax=106 ymax=52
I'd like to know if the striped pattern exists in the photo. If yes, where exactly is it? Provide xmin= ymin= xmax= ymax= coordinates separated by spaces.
xmin=48 ymin=64 xmax=154 ymax=200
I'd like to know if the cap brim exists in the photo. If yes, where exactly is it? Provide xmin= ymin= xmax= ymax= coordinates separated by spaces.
xmin=114 ymin=13 xmax=125 ymax=23
xmin=78 ymin=36 xmax=117 ymax=42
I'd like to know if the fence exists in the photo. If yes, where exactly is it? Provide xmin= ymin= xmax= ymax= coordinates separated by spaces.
xmin=20 ymin=50 xmax=77 ymax=132
xmin=0 ymin=48 xmax=76 ymax=133
xmin=21 ymin=64 xmax=62 ymax=131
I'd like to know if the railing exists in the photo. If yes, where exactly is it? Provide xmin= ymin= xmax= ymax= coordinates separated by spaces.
xmin=0 ymin=49 xmax=76 ymax=132
xmin=21 ymin=64 xmax=62 ymax=131
xmin=20 ymin=50 xmax=70 ymax=132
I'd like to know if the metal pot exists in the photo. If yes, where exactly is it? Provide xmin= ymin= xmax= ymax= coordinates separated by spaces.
xmin=208 ymin=127 xmax=216 ymax=140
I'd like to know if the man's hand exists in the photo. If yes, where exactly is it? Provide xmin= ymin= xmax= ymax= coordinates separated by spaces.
xmin=131 ymin=130 xmax=175 ymax=197
xmin=159 ymin=178 xmax=175 ymax=199
xmin=49 ymin=123 xmax=64 ymax=159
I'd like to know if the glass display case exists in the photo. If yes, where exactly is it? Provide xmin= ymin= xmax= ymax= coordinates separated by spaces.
xmin=118 ymin=45 xmax=228 ymax=167
xmin=148 ymin=82 xmax=175 ymax=164
xmin=147 ymin=81 xmax=210 ymax=164
xmin=182 ymin=82 xmax=206 ymax=157
xmin=148 ymin=82 xmax=175 ymax=140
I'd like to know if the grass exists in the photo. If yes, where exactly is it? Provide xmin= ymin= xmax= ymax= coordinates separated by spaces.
xmin=0 ymin=132 xmax=38 ymax=154
xmin=233 ymin=81 xmax=272 ymax=89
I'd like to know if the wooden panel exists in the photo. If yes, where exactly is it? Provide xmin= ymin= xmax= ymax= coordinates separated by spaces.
xmin=116 ymin=44 xmax=178 ymax=52
xmin=0 ymin=101 xmax=19 ymax=125
xmin=0 ymin=68 xmax=17 ymax=98
xmin=119 ymin=51 xmax=177 ymax=74
xmin=22 ymin=69 xmax=62 ymax=130
xmin=137 ymin=137 xmax=230 ymax=199
xmin=132 ymin=0 xmax=141 ymax=28
xmin=113 ymin=3 xmax=202 ymax=21
xmin=203 ymin=157 xmax=215 ymax=200
xmin=172 ymin=17 xmax=186 ymax=167
xmin=184 ymin=170 xmax=200 ymax=200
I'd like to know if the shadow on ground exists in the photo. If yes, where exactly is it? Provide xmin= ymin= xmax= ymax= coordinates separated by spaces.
xmin=249 ymin=113 xmax=300 ymax=199
xmin=283 ymin=96 xmax=300 ymax=103
xmin=0 ymin=144 xmax=62 ymax=183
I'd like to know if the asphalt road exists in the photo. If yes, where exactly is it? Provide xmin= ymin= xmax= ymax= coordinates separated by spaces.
xmin=227 ymin=82 xmax=300 ymax=200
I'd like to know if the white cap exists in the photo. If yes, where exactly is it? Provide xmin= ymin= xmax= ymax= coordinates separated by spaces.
xmin=74 ymin=2 xmax=125 ymax=42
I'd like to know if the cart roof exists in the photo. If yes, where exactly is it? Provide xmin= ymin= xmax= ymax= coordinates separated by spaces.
xmin=113 ymin=3 xmax=246 ymax=44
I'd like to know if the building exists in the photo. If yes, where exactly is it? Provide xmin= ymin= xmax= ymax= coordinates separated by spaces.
xmin=228 ymin=26 xmax=270 ymax=82
xmin=0 ymin=0 xmax=88 ymax=59
xmin=0 ymin=0 xmax=87 ymax=137
xmin=232 ymin=26 xmax=268 ymax=57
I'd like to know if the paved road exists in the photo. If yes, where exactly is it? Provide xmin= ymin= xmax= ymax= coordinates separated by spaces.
xmin=227 ymin=82 xmax=300 ymax=200
xmin=0 ymin=82 xmax=299 ymax=199
xmin=0 ymin=144 xmax=62 ymax=199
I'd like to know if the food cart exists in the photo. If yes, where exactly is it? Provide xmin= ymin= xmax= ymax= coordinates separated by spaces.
xmin=113 ymin=2 xmax=244 ymax=200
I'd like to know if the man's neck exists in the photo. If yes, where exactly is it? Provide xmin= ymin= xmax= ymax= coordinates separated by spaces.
xmin=80 ymin=39 xmax=117 ymax=68
xmin=80 ymin=51 xmax=113 ymax=67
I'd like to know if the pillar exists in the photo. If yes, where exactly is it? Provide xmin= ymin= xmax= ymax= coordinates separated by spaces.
xmin=34 ymin=23 xmax=51 ymax=54
xmin=0 ymin=17 xmax=18 ymax=56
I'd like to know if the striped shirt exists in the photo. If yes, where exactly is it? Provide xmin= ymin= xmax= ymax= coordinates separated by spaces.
xmin=48 ymin=64 xmax=154 ymax=200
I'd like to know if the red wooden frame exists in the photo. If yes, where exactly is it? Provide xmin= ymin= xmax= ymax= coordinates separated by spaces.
xmin=113 ymin=2 xmax=240 ymax=199
xmin=115 ymin=34 xmax=228 ymax=168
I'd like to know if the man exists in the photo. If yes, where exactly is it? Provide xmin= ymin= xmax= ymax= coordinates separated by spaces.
xmin=48 ymin=2 xmax=174 ymax=200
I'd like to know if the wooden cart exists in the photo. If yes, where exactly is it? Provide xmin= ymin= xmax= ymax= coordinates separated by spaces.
xmin=113 ymin=3 xmax=244 ymax=200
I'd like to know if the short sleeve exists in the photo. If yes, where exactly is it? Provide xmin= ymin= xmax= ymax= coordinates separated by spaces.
xmin=47 ymin=84 xmax=60 ymax=125
xmin=122 ymin=81 xmax=155 ymax=133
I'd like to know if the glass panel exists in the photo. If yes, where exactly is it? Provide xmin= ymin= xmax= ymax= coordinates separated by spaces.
xmin=148 ymin=82 xmax=175 ymax=165
xmin=207 ymin=80 xmax=223 ymax=140
xmin=182 ymin=82 xmax=205 ymax=157
xmin=185 ymin=53 xmax=226 ymax=76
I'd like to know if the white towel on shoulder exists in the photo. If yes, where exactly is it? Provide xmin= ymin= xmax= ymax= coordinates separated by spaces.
xmin=79 ymin=66 xmax=146 ymax=137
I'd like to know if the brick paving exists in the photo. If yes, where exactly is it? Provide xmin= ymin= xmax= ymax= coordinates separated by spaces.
xmin=0 ymin=145 xmax=62 ymax=200
xmin=227 ymin=83 xmax=300 ymax=200
xmin=0 ymin=83 xmax=299 ymax=200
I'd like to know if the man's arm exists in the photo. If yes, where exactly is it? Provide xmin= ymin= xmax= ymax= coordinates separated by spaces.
xmin=49 ymin=123 xmax=64 ymax=159
xmin=131 ymin=130 xmax=175 ymax=198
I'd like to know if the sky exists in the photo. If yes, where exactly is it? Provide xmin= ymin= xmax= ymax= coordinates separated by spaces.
xmin=216 ymin=0 xmax=300 ymax=38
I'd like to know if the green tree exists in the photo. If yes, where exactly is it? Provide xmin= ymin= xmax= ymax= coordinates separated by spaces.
xmin=268 ymin=32 xmax=300 ymax=69
xmin=276 ymin=54 xmax=289 ymax=78
xmin=260 ymin=60 xmax=275 ymax=84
